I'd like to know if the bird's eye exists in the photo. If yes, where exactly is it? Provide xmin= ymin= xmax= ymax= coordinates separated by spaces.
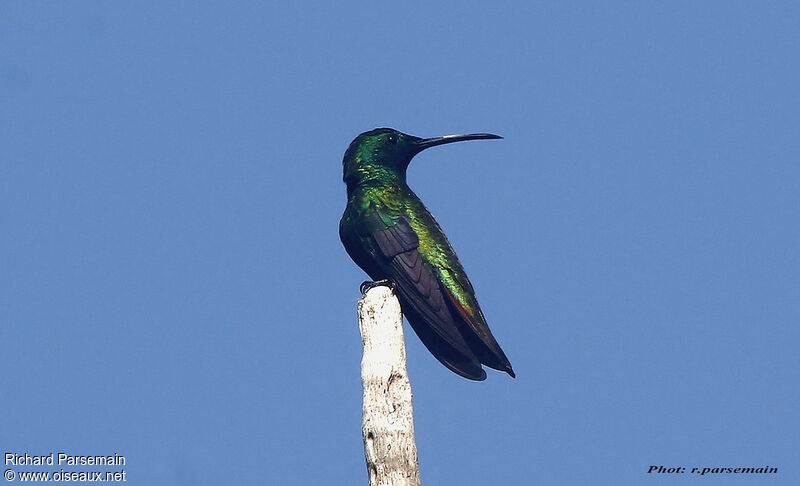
xmin=386 ymin=134 xmax=397 ymax=145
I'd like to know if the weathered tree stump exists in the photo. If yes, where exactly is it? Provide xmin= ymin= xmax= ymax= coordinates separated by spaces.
xmin=358 ymin=286 xmax=420 ymax=486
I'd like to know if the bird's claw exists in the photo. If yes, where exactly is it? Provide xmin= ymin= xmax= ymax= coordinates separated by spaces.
xmin=360 ymin=279 xmax=396 ymax=295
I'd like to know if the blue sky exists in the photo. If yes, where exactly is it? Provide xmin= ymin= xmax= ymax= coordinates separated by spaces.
xmin=2 ymin=2 xmax=798 ymax=485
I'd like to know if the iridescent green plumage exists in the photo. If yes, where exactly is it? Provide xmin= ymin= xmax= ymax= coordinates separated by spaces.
xmin=339 ymin=128 xmax=514 ymax=380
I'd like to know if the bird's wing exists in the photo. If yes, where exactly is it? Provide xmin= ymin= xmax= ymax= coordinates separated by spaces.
xmin=368 ymin=214 xmax=472 ymax=355
xmin=361 ymin=206 xmax=486 ymax=379
xmin=405 ymin=208 xmax=514 ymax=377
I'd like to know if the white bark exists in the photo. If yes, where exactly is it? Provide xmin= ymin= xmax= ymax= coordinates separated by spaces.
xmin=358 ymin=286 xmax=421 ymax=486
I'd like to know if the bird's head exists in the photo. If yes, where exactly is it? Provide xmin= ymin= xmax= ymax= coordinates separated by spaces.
xmin=342 ymin=127 xmax=502 ymax=190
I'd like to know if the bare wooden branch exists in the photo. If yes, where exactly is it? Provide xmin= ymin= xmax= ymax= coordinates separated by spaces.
xmin=358 ymin=286 xmax=421 ymax=486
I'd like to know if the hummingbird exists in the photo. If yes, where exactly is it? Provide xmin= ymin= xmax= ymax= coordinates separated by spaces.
xmin=339 ymin=128 xmax=514 ymax=380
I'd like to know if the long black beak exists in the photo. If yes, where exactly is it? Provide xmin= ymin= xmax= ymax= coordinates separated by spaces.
xmin=416 ymin=133 xmax=502 ymax=152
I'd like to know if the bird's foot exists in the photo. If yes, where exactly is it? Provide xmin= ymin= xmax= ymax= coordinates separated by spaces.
xmin=360 ymin=279 xmax=396 ymax=295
